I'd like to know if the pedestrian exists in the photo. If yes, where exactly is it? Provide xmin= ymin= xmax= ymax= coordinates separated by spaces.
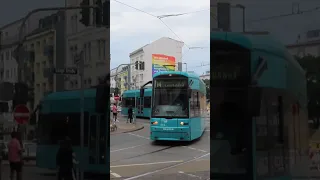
xmin=112 ymin=103 xmax=119 ymax=122
xmin=56 ymin=137 xmax=74 ymax=180
xmin=127 ymin=105 xmax=133 ymax=123
xmin=7 ymin=131 xmax=23 ymax=180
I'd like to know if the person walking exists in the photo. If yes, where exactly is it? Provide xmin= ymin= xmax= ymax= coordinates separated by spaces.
xmin=56 ymin=137 xmax=74 ymax=180
xmin=112 ymin=104 xmax=119 ymax=122
xmin=8 ymin=131 xmax=23 ymax=180
xmin=127 ymin=106 xmax=133 ymax=123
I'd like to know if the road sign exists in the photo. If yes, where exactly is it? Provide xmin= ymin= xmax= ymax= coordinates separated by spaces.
xmin=53 ymin=67 xmax=78 ymax=75
xmin=13 ymin=105 xmax=30 ymax=124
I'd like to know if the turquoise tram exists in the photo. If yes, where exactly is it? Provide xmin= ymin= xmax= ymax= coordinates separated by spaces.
xmin=36 ymin=88 xmax=109 ymax=175
xmin=121 ymin=88 xmax=152 ymax=118
xmin=210 ymin=32 xmax=309 ymax=179
xmin=147 ymin=71 xmax=207 ymax=141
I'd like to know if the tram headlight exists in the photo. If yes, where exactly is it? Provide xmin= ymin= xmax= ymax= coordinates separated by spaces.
xmin=180 ymin=122 xmax=184 ymax=125
xmin=152 ymin=121 xmax=158 ymax=125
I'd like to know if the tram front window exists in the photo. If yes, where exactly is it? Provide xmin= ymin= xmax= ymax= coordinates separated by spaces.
xmin=211 ymin=101 xmax=248 ymax=174
xmin=152 ymin=77 xmax=189 ymax=118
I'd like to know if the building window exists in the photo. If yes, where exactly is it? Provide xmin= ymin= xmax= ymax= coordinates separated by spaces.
xmin=42 ymin=61 xmax=46 ymax=69
xmin=36 ymin=63 xmax=40 ymax=73
xmin=88 ymin=42 xmax=91 ymax=61
xmin=70 ymin=81 xmax=74 ymax=88
xmin=6 ymin=51 xmax=9 ymax=60
xmin=36 ymin=84 xmax=40 ymax=93
xmin=42 ymin=83 xmax=46 ymax=93
xmin=6 ymin=70 xmax=9 ymax=78
xmin=88 ymin=78 xmax=91 ymax=85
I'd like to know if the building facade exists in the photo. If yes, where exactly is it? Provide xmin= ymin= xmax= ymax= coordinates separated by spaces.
xmin=287 ymin=29 xmax=320 ymax=57
xmin=65 ymin=0 xmax=109 ymax=90
xmin=129 ymin=37 xmax=184 ymax=89
xmin=200 ymin=70 xmax=210 ymax=80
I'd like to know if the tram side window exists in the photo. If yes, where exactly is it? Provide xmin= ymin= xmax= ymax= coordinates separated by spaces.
xmin=38 ymin=113 xmax=89 ymax=146
xmin=144 ymin=97 xmax=151 ymax=108
xmin=190 ymin=91 xmax=200 ymax=117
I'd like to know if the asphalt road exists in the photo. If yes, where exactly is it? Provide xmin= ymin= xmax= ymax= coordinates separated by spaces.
xmin=110 ymin=115 xmax=210 ymax=179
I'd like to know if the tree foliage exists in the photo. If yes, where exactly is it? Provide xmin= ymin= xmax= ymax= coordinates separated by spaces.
xmin=295 ymin=55 xmax=320 ymax=119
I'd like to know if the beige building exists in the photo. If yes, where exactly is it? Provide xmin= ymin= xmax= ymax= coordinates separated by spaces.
xmin=24 ymin=29 xmax=55 ymax=110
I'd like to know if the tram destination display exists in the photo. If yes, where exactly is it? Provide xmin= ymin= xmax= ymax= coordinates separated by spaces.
xmin=211 ymin=50 xmax=251 ymax=88
xmin=154 ymin=79 xmax=188 ymax=88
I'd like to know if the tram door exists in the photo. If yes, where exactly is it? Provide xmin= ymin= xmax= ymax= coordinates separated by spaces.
xmin=255 ymin=88 xmax=290 ymax=179
xmin=137 ymin=97 xmax=144 ymax=116
xmin=211 ymin=88 xmax=253 ymax=180
xmin=88 ymin=114 xmax=108 ymax=169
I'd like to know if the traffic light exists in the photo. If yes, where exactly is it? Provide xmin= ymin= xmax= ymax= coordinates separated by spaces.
xmin=95 ymin=0 xmax=102 ymax=25
xmin=102 ymin=0 xmax=110 ymax=26
xmin=80 ymin=0 xmax=90 ymax=26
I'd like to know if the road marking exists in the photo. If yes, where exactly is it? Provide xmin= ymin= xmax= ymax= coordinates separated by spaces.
xmin=128 ymin=133 xmax=150 ymax=140
xmin=182 ymin=146 xmax=207 ymax=153
xmin=123 ymin=153 xmax=210 ymax=180
xmin=178 ymin=171 xmax=203 ymax=179
xmin=111 ymin=144 xmax=147 ymax=153
xmin=111 ymin=160 xmax=183 ymax=168
xmin=110 ymin=170 xmax=122 ymax=178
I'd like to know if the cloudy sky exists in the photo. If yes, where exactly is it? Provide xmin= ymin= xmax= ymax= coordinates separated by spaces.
xmin=2 ymin=0 xmax=320 ymax=75
xmin=215 ymin=0 xmax=320 ymax=44
xmin=110 ymin=0 xmax=210 ymax=74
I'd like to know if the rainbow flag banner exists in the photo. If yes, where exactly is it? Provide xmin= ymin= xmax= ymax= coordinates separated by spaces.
xmin=152 ymin=54 xmax=176 ymax=76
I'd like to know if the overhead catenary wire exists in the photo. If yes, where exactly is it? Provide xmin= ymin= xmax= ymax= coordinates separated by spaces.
xmin=112 ymin=0 xmax=207 ymax=49
xmin=248 ymin=6 xmax=320 ymax=23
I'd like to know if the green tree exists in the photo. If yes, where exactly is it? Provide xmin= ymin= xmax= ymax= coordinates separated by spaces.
xmin=295 ymin=55 xmax=320 ymax=127
xmin=203 ymin=79 xmax=210 ymax=100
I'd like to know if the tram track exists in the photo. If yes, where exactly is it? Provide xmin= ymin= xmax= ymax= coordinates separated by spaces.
xmin=110 ymin=145 xmax=176 ymax=163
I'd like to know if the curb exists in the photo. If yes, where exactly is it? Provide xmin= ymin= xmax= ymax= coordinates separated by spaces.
xmin=111 ymin=124 xmax=144 ymax=135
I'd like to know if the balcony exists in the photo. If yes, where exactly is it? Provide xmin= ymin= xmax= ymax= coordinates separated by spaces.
xmin=43 ymin=45 xmax=54 ymax=57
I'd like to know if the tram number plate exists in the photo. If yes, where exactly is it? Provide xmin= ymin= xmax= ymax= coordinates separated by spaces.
xmin=163 ymin=128 xmax=174 ymax=131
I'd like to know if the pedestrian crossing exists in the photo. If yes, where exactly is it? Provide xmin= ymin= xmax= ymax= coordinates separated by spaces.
xmin=1 ymin=160 xmax=36 ymax=166
xmin=110 ymin=170 xmax=122 ymax=178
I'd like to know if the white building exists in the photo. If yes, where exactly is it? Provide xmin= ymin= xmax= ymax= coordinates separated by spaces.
xmin=200 ymin=70 xmax=210 ymax=80
xmin=65 ymin=0 xmax=109 ymax=90
xmin=287 ymin=29 xmax=320 ymax=57
xmin=129 ymin=37 xmax=184 ymax=89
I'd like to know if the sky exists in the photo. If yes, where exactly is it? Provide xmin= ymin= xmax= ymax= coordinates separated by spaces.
xmin=215 ymin=0 xmax=320 ymax=44
xmin=1 ymin=0 xmax=320 ymax=75
xmin=110 ymin=0 xmax=210 ymax=75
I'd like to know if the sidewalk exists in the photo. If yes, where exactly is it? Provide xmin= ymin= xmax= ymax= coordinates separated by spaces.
xmin=110 ymin=115 xmax=144 ymax=135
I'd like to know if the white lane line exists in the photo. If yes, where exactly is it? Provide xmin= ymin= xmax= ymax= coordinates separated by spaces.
xmin=182 ymin=146 xmax=207 ymax=153
xmin=110 ymin=170 xmax=122 ymax=178
xmin=123 ymin=153 xmax=210 ymax=180
xmin=111 ymin=144 xmax=147 ymax=153
xmin=128 ymin=133 xmax=150 ymax=140
xmin=111 ymin=160 xmax=183 ymax=168
xmin=178 ymin=171 xmax=203 ymax=179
